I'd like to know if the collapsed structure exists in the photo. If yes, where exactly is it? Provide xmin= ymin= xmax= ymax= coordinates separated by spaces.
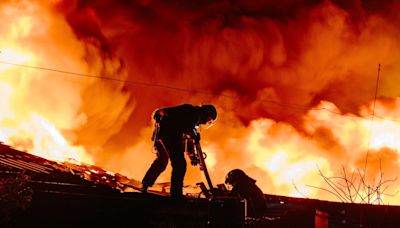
xmin=1 ymin=142 xmax=400 ymax=227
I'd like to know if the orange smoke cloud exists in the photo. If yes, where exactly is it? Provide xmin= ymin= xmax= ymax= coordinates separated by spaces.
xmin=2 ymin=0 xmax=400 ymax=204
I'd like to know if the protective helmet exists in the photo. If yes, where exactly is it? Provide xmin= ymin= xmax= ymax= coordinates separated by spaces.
xmin=225 ymin=169 xmax=246 ymax=186
xmin=199 ymin=104 xmax=217 ymax=124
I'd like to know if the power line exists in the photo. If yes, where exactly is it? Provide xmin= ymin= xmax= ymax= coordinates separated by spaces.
xmin=0 ymin=60 xmax=399 ymax=123
xmin=0 ymin=60 xmax=315 ymax=108
xmin=0 ymin=60 xmax=194 ymax=92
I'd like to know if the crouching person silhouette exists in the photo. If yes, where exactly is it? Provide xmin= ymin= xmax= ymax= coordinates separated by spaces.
xmin=225 ymin=169 xmax=266 ymax=218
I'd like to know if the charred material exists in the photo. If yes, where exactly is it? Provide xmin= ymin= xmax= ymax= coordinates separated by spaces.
xmin=2 ymin=143 xmax=400 ymax=227
xmin=0 ymin=143 xmax=245 ymax=227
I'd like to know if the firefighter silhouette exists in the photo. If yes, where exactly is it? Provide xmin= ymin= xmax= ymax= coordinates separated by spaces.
xmin=225 ymin=169 xmax=266 ymax=218
xmin=141 ymin=104 xmax=217 ymax=198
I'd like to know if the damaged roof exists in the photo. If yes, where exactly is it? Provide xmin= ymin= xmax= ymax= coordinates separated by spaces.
xmin=2 ymin=142 xmax=400 ymax=227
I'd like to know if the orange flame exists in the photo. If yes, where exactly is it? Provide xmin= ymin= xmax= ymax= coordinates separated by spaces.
xmin=1 ymin=0 xmax=400 ymax=205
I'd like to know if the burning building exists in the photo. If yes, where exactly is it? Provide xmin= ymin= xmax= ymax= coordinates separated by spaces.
xmin=0 ymin=143 xmax=249 ymax=227
xmin=2 ymin=142 xmax=400 ymax=227
xmin=2 ymin=0 xmax=400 ymax=226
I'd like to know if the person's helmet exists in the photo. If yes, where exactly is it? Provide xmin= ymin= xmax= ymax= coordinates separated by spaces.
xmin=225 ymin=169 xmax=246 ymax=186
xmin=199 ymin=104 xmax=217 ymax=125
xmin=202 ymin=104 xmax=217 ymax=120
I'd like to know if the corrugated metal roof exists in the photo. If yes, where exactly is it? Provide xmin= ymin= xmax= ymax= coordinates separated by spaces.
xmin=0 ymin=142 xmax=139 ymax=194
xmin=2 ymin=142 xmax=400 ymax=227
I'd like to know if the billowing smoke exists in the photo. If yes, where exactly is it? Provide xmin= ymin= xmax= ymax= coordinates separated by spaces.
xmin=2 ymin=0 xmax=400 ymax=203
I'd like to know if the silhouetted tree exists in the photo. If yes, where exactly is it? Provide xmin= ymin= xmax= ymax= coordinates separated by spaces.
xmin=298 ymin=162 xmax=398 ymax=204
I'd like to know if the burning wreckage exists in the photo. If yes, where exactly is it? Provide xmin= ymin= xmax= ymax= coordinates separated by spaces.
xmin=2 ymin=142 xmax=400 ymax=227
xmin=0 ymin=142 xmax=247 ymax=227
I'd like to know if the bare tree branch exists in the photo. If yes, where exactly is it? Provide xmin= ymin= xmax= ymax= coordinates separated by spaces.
xmin=306 ymin=161 xmax=397 ymax=204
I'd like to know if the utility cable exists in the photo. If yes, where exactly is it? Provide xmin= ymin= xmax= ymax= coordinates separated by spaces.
xmin=0 ymin=60 xmax=399 ymax=123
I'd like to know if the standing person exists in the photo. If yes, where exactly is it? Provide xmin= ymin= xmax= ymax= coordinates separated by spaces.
xmin=225 ymin=169 xmax=266 ymax=218
xmin=141 ymin=104 xmax=217 ymax=198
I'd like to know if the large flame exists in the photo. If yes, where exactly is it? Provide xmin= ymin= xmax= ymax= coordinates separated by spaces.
xmin=0 ymin=0 xmax=133 ymax=163
xmin=2 ymin=0 xmax=400 ymax=204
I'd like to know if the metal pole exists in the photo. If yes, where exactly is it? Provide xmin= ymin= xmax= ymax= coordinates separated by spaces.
xmin=195 ymin=142 xmax=213 ymax=190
